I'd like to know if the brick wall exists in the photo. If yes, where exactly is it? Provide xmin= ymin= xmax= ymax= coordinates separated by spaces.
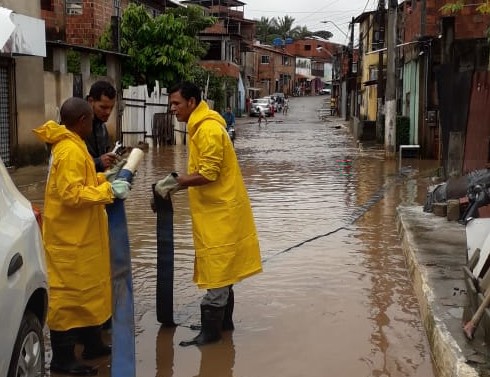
xmin=403 ymin=0 xmax=490 ymax=41
xmin=285 ymin=39 xmax=340 ymax=62
xmin=42 ymin=0 xmax=129 ymax=46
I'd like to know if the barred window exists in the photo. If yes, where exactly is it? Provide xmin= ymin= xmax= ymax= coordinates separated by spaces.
xmin=66 ymin=0 xmax=83 ymax=15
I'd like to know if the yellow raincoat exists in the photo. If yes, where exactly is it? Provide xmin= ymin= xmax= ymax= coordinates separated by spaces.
xmin=187 ymin=101 xmax=262 ymax=289
xmin=33 ymin=121 xmax=114 ymax=331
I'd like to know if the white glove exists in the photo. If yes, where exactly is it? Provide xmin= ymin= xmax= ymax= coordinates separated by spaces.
xmin=111 ymin=179 xmax=131 ymax=200
xmin=155 ymin=172 xmax=181 ymax=198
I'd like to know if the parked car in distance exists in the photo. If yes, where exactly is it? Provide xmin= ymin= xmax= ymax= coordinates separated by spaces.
xmin=0 ymin=157 xmax=48 ymax=377
xmin=262 ymin=96 xmax=279 ymax=112
xmin=319 ymin=88 xmax=331 ymax=95
xmin=250 ymin=98 xmax=272 ymax=117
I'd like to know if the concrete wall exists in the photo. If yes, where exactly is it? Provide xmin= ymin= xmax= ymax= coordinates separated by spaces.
xmin=0 ymin=0 xmax=39 ymax=17
xmin=15 ymin=57 xmax=46 ymax=145
xmin=0 ymin=1 xmax=47 ymax=164
xmin=44 ymin=71 xmax=74 ymax=121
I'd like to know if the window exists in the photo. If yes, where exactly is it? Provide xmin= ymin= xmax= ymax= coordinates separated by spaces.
xmin=41 ymin=0 xmax=53 ymax=11
xmin=66 ymin=0 xmax=83 ymax=15
xmin=282 ymin=56 xmax=289 ymax=65
xmin=261 ymin=55 xmax=270 ymax=64
xmin=304 ymin=45 xmax=311 ymax=51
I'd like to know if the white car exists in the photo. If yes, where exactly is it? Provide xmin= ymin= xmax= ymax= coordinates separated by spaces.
xmin=319 ymin=88 xmax=331 ymax=95
xmin=0 ymin=157 xmax=48 ymax=377
xmin=250 ymin=98 xmax=272 ymax=117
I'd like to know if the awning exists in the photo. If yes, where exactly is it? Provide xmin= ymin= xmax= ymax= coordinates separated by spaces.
xmin=0 ymin=7 xmax=46 ymax=57
xmin=363 ymin=79 xmax=378 ymax=87
xmin=296 ymin=73 xmax=316 ymax=81
xmin=248 ymin=87 xmax=262 ymax=92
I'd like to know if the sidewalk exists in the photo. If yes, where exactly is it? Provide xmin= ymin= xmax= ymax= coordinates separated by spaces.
xmin=397 ymin=206 xmax=490 ymax=377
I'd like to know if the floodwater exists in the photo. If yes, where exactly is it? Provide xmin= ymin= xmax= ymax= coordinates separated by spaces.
xmin=20 ymin=96 xmax=439 ymax=377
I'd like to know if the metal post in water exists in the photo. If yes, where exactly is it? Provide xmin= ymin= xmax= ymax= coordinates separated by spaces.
xmin=152 ymin=185 xmax=177 ymax=327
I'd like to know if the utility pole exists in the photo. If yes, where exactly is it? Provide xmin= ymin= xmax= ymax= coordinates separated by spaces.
xmin=376 ymin=0 xmax=385 ymax=142
xmin=347 ymin=17 xmax=354 ymax=121
xmin=384 ymin=0 xmax=397 ymax=158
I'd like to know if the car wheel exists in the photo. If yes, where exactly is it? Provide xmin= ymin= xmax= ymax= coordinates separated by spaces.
xmin=7 ymin=311 xmax=45 ymax=377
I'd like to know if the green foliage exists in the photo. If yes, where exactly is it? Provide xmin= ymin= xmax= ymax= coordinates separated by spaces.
xmin=255 ymin=16 xmax=312 ymax=44
xmin=476 ymin=1 xmax=490 ymax=14
xmin=441 ymin=0 xmax=490 ymax=14
xmin=97 ymin=3 xmax=216 ymax=89
xmin=313 ymin=30 xmax=333 ymax=40
xmin=396 ymin=116 xmax=410 ymax=148
xmin=439 ymin=0 xmax=464 ymax=14
xmin=67 ymin=50 xmax=80 ymax=74
xmin=188 ymin=65 xmax=237 ymax=113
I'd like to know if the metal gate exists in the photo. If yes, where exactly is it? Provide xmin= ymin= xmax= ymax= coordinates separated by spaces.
xmin=0 ymin=60 xmax=12 ymax=166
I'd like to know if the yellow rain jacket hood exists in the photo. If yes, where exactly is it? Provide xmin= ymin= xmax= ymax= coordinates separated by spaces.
xmin=33 ymin=121 xmax=114 ymax=331
xmin=187 ymin=101 xmax=262 ymax=289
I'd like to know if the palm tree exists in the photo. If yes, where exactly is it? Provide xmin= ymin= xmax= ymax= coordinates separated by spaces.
xmin=293 ymin=26 xmax=313 ymax=39
xmin=273 ymin=16 xmax=301 ymax=39
xmin=255 ymin=17 xmax=276 ymax=44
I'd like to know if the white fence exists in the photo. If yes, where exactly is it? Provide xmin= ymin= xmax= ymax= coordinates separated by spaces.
xmin=121 ymin=81 xmax=170 ymax=147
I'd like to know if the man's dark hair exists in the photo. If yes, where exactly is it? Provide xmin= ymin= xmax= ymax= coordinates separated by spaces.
xmin=60 ymin=97 xmax=92 ymax=129
xmin=88 ymin=80 xmax=116 ymax=101
xmin=169 ymin=81 xmax=202 ymax=103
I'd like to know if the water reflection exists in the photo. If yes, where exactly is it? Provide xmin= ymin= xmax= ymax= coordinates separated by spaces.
xmin=15 ymin=96 xmax=439 ymax=377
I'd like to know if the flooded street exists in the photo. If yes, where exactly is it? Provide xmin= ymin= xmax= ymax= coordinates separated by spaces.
xmin=18 ymin=95 xmax=439 ymax=377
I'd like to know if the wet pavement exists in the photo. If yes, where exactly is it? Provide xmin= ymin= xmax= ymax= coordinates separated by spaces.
xmin=10 ymin=95 xmax=484 ymax=376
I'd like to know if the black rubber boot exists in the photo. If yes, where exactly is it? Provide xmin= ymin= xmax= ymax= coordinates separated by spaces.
xmin=222 ymin=287 xmax=235 ymax=331
xmin=79 ymin=326 xmax=112 ymax=360
xmin=50 ymin=330 xmax=98 ymax=376
xmin=190 ymin=287 xmax=234 ymax=331
xmin=180 ymin=305 xmax=224 ymax=347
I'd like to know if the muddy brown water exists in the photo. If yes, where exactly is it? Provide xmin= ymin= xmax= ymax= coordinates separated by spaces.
xmin=17 ymin=96 xmax=438 ymax=377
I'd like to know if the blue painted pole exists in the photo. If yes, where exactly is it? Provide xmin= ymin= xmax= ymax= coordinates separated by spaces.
xmin=152 ymin=185 xmax=177 ymax=327
xmin=107 ymin=168 xmax=136 ymax=377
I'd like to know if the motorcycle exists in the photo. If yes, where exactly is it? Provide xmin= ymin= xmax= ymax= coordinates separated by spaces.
xmin=227 ymin=125 xmax=236 ymax=145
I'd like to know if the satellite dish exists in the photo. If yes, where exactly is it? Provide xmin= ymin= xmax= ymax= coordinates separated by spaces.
xmin=285 ymin=37 xmax=294 ymax=45
xmin=272 ymin=37 xmax=283 ymax=46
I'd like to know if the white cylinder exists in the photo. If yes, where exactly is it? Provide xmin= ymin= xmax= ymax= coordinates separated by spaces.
xmin=122 ymin=148 xmax=144 ymax=174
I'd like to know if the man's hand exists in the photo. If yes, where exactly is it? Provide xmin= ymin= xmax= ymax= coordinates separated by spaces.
xmin=155 ymin=172 xmax=181 ymax=198
xmin=100 ymin=152 xmax=118 ymax=170
xmin=104 ymin=159 xmax=127 ymax=182
xmin=111 ymin=179 xmax=132 ymax=200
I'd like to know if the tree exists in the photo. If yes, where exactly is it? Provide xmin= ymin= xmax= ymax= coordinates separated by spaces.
xmin=98 ymin=3 xmax=216 ymax=88
xmin=313 ymin=30 xmax=334 ymax=40
xmin=273 ymin=16 xmax=301 ymax=39
xmin=256 ymin=17 xmax=277 ymax=44
xmin=188 ymin=65 xmax=237 ymax=113
xmin=255 ymin=16 xmax=313 ymax=44
xmin=440 ymin=0 xmax=490 ymax=15
xmin=293 ymin=26 xmax=313 ymax=39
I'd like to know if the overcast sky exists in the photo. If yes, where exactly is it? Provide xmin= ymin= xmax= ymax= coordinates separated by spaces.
xmin=175 ymin=0 xmax=377 ymax=45
xmin=241 ymin=0 xmax=377 ymax=45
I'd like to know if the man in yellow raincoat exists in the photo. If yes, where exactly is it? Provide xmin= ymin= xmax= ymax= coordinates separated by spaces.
xmin=163 ymin=81 xmax=262 ymax=347
xmin=33 ymin=97 xmax=131 ymax=376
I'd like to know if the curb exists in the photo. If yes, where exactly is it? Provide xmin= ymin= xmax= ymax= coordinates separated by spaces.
xmin=397 ymin=206 xmax=479 ymax=377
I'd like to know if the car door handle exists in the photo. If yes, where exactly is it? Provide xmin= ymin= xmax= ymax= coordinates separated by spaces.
xmin=8 ymin=253 xmax=23 ymax=277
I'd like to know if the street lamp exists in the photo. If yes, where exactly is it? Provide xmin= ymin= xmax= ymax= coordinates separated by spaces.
xmin=320 ymin=20 xmax=349 ymax=39
xmin=315 ymin=46 xmax=334 ymax=58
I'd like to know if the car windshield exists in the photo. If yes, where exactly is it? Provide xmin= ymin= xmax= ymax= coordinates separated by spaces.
xmin=253 ymin=99 xmax=269 ymax=104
